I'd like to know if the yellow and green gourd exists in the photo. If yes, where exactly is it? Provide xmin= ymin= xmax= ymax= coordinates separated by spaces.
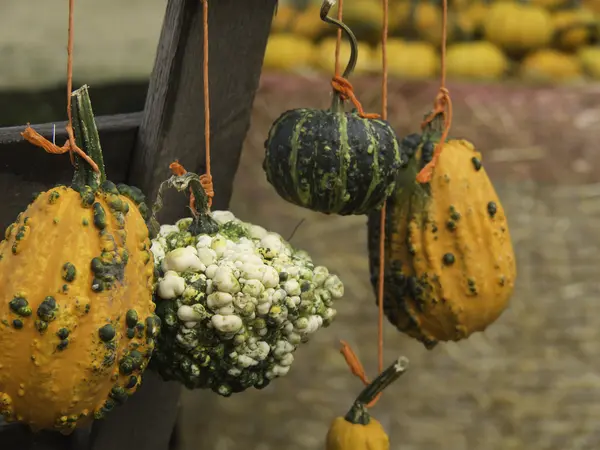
xmin=367 ymin=112 xmax=516 ymax=349
xmin=264 ymin=3 xmax=403 ymax=216
xmin=0 ymin=86 xmax=159 ymax=433
xmin=326 ymin=356 xmax=409 ymax=450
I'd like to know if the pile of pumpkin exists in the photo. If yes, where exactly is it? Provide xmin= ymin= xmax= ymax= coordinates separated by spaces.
xmin=265 ymin=0 xmax=600 ymax=83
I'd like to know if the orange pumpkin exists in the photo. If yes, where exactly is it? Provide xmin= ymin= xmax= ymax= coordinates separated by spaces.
xmin=367 ymin=113 xmax=516 ymax=348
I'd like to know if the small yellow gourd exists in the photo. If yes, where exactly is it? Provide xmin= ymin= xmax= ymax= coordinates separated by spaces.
xmin=263 ymin=34 xmax=315 ymax=72
xmin=374 ymin=38 xmax=439 ymax=79
xmin=326 ymin=357 xmax=409 ymax=450
xmin=446 ymin=41 xmax=509 ymax=81
xmin=578 ymin=45 xmax=600 ymax=79
xmin=551 ymin=8 xmax=598 ymax=50
xmin=483 ymin=2 xmax=554 ymax=54
xmin=520 ymin=49 xmax=583 ymax=83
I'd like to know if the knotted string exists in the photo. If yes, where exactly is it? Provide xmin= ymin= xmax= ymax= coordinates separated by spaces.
xmin=20 ymin=0 xmax=100 ymax=173
xmin=331 ymin=76 xmax=380 ymax=120
xmin=416 ymin=0 xmax=453 ymax=184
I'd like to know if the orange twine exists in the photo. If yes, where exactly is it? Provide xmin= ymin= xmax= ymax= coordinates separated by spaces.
xmin=168 ymin=0 xmax=214 ymax=210
xmin=331 ymin=76 xmax=380 ymax=120
xmin=415 ymin=0 xmax=453 ymax=184
xmin=332 ymin=0 xmax=388 ymax=408
xmin=21 ymin=0 xmax=100 ymax=173
xmin=200 ymin=0 xmax=214 ymax=208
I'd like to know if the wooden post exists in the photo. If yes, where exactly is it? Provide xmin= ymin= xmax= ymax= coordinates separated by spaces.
xmin=91 ymin=1 xmax=277 ymax=450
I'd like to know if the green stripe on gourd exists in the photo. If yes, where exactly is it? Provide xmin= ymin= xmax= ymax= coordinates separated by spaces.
xmin=263 ymin=1 xmax=405 ymax=216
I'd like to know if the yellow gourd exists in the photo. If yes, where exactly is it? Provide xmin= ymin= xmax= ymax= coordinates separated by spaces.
xmin=392 ymin=1 xmax=444 ymax=45
xmin=446 ymin=41 xmax=509 ymax=80
xmin=313 ymin=37 xmax=375 ymax=74
xmin=578 ymin=45 xmax=600 ymax=79
xmin=483 ymin=2 xmax=554 ymax=54
xmin=326 ymin=357 xmax=409 ymax=450
xmin=551 ymin=8 xmax=598 ymax=50
xmin=374 ymin=38 xmax=439 ymax=79
xmin=0 ymin=86 xmax=158 ymax=432
xmin=263 ymin=34 xmax=315 ymax=72
xmin=367 ymin=114 xmax=516 ymax=348
xmin=520 ymin=49 xmax=583 ymax=83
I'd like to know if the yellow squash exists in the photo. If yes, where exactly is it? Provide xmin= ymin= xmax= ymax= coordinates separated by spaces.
xmin=0 ymin=86 xmax=158 ymax=432
xmin=374 ymin=38 xmax=439 ymax=79
xmin=326 ymin=357 xmax=409 ymax=450
xmin=263 ymin=34 xmax=315 ymax=72
xmin=446 ymin=41 xmax=509 ymax=80
xmin=520 ymin=49 xmax=583 ymax=83
xmin=551 ymin=8 xmax=598 ymax=50
xmin=578 ymin=45 xmax=600 ymax=79
xmin=483 ymin=2 xmax=554 ymax=54
xmin=367 ymin=114 xmax=516 ymax=349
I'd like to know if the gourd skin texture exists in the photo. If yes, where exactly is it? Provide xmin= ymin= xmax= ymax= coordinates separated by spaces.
xmin=483 ymin=3 xmax=554 ymax=54
xmin=326 ymin=416 xmax=389 ymax=450
xmin=367 ymin=132 xmax=516 ymax=349
xmin=0 ymin=182 xmax=159 ymax=432
xmin=264 ymin=108 xmax=403 ymax=215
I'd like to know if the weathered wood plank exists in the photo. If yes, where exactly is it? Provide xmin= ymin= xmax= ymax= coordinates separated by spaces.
xmin=92 ymin=0 xmax=277 ymax=450
xmin=0 ymin=112 xmax=141 ymax=231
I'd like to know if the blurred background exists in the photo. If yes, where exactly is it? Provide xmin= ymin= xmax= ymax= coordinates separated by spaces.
xmin=2 ymin=0 xmax=600 ymax=449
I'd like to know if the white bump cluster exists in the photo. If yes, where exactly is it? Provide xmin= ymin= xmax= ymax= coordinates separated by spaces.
xmin=150 ymin=211 xmax=344 ymax=394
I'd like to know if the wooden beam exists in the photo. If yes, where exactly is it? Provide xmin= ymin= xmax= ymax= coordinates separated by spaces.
xmin=0 ymin=112 xmax=141 ymax=231
xmin=92 ymin=1 xmax=277 ymax=450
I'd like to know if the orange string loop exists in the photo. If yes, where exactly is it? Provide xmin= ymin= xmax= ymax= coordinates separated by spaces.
xmin=199 ymin=174 xmax=214 ymax=208
xmin=339 ymin=341 xmax=382 ymax=408
xmin=331 ymin=76 xmax=380 ymax=120
xmin=416 ymin=87 xmax=453 ymax=184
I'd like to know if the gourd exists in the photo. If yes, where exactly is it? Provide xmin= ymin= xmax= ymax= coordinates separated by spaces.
xmin=264 ymin=2 xmax=403 ymax=216
xmin=329 ymin=0 xmax=386 ymax=45
xmin=366 ymin=112 xmax=516 ymax=349
xmin=520 ymin=49 xmax=583 ymax=83
xmin=483 ymin=2 xmax=554 ymax=54
xmin=263 ymin=34 xmax=315 ymax=72
xmin=392 ymin=0 xmax=443 ymax=46
xmin=446 ymin=41 xmax=509 ymax=81
xmin=578 ymin=45 xmax=600 ymax=79
xmin=551 ymin=7 xmax=598 ymax=51
xmin=0 ymin=86 xmax=159 ymax=432
xmin=373 ymin=38 xmax=439 ymax=79
xmin=149 ymin=172 xmax=345 ymax=396
xmin=326 ymin=356 xmax=409 ymax=450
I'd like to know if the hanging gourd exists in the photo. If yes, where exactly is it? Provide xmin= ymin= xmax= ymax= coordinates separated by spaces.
xmin=149 ymin=170 xmax=345 ymax=396
xmin=326 ymin=356 xmax=409 ymax=450
xmin=263 ymin=0 xmax=404 ymax=216
xmin=366 ymin=111 xmax=517 ymax=349
xmin=0 ymin=86 xmax=159 ymax=432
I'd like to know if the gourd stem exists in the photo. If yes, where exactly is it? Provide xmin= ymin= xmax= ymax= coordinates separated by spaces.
xmin=70 ymin=85 xmax=107 ymax=191
xmin=320 ymin=0 xmax=358 ymax=113
xmin=148 ymin=172 xmax=219 ymax=239
xmin=343 ymin=356 xmax=409 ymax=425
xmin=422 ymin=110 xmax=446 ymax=143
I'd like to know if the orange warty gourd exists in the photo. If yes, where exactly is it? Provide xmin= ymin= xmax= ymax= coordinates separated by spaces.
xmin=326 ymin=357 xmax=409 ymax=450
xmin=0 ymin=86 xmax=159 ymax=433
xmin=367 ymin=113 xmax=516 ymax=349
